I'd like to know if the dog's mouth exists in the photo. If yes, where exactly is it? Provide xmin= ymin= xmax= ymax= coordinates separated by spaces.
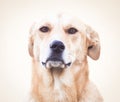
xmin=42 ymin=58 xmax=71 ymax=69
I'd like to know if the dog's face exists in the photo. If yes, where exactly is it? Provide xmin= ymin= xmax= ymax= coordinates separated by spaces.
xmin=28 ymin=14 xmax=100 ymax=69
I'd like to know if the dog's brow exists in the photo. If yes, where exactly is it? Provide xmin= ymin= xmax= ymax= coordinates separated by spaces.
xmin=39 ymin=22 xmax=53 ymax=28
xmin=64 ymin=24 xmax=77 ymax=30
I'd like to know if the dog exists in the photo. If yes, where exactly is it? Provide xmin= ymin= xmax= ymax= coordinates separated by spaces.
xmin=28 ymin=14 xmax=103 ymax=102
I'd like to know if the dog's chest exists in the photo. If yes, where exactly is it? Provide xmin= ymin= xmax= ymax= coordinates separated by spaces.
xmin=52 ymin=76 xmax=66 ymax=101
xmin=41 ymin=71 xmax=77 ymax=102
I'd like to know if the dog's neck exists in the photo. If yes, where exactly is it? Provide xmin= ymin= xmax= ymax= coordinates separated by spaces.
xmin=31 ymin=59 xmax=89 ymax=102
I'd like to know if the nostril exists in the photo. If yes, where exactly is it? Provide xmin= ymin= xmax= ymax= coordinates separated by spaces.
xmin=50 ymin=44 xmax=57 ymax=49
xmin=60 ymin=44 xmax=65 ymax=50
xmin=50 ymin=40 xmax=65 ymax=52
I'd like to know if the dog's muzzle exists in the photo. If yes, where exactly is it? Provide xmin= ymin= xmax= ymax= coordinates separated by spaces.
xmin=42 ymin=40 xmax=71 ymax=69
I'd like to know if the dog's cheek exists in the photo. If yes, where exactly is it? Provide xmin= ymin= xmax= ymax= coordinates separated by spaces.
xmin=32 ymin=35 xmax=42 ymax=61
xmin=74 ymin=39 xmax=86 ymax=63
xmin=33 ymin=43 xmax=40 ymax=61
xmin=67 ymin=39 xmax=78 ymax=62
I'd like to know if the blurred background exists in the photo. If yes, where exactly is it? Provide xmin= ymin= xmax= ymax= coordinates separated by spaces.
xmin=0 ymin=0 xmax=120 ymax=102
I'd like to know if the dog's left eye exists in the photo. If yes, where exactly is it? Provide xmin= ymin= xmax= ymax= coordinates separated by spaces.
xmin=39 ymin=26 xmax=50 ymax=33
xmin=67 ymin=27 xmax=78 ymax=34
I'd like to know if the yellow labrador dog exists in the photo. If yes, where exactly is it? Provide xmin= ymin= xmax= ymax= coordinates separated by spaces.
xmin=28 ymin=14 xmax=103 ymax=102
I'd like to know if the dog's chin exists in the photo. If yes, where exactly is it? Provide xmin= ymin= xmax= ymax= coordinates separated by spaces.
xmin=42 ymin=60 xmax=71 ymax=69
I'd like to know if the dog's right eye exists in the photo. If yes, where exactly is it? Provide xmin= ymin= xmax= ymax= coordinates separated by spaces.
xmin=39 ymin=26 xmax=50 ymax=33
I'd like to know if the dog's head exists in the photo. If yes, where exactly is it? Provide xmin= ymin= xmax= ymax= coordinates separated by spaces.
xmin=28 ymin=14 xmax=100 ymax=69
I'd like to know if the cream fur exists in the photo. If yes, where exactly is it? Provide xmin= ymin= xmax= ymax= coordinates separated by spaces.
xmin=28 ymin=14 xmax=103 ymax=102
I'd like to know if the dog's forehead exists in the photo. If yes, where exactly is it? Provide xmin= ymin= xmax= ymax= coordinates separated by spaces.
xmin=33 ymin=14 xmax=86 ymax=34
xmin=37 ymin=14 xmax=81 ymax=26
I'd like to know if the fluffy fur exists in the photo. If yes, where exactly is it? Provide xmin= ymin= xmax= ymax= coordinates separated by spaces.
xmin=28 ymin=14 xmax=103 ymax=102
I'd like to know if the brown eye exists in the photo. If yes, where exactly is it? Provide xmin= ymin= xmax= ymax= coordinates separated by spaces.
xmin=67 ymin=27 xmax=78 ymax=34
xmin=39 ymin=26 xmax=50 ymax=33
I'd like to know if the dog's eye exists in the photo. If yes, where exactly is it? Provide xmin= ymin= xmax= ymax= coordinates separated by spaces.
xmin=39 ymin=26 xmax=50 ymax=33
xmin=67 ymin=27 xmax=78 ymax=34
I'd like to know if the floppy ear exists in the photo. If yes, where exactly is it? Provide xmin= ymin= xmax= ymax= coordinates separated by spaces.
xmin=86 ymin=26 xmax=100 ymax=60
xmin=28 ymin=35 xmax=34 ymax=57
xmin=28 ymin=23 xmax=36 ymax=57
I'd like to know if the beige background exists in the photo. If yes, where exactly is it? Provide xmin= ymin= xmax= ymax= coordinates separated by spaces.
xmin=0 ymin=0 xmax=120 ymax=102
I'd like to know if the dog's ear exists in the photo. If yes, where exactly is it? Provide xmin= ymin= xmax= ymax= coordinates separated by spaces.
xmin=86 ymin=25 xmax=100 ymax=60
xmin=28 ymin=35 xmax=34 ymax=57
xmin=28 ymin=23 xmax=36 ymax=57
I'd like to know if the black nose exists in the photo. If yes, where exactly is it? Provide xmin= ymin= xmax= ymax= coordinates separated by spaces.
xmin=50 ymin=40 xmax=65 ymax=53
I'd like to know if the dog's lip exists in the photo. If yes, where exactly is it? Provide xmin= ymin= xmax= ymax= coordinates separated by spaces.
xmin=41 ymin=59 xmax=71 ymax=68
